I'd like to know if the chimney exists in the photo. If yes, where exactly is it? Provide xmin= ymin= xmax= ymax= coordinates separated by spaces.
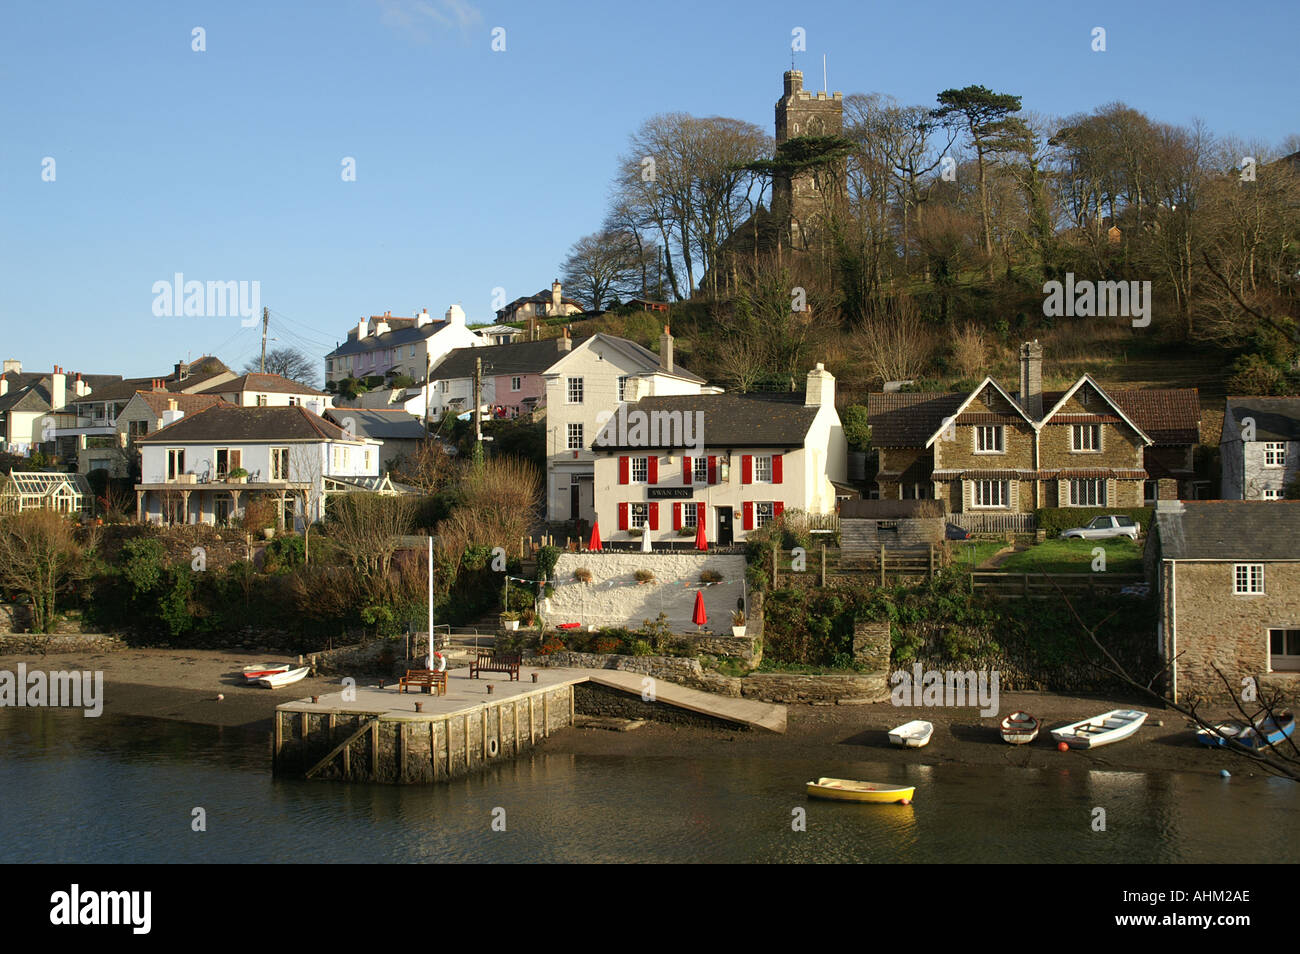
xmin=551 ymin=279 xmax=562 ymax=312
xmin=659 ymin=325 xmax=674 ymax=373
xmin=2 ymin=359 xmax=20 ymax=375
xmin=162 ymin=399 xmax=184 ymax=427
xmin=804 ymin=362 xmax=835 ymax=408
xmin=0 ymin=376 xmax=7 ymax=397
xmin=416 ymin=308 xmax=433 ymax=328
xmin=444 ymin=304 xmax=466 ymax=326
xmin=1018 ymin=340 xmax=1044 ymax=419
xmin=556 ymin=327 xmax=572 ymax=353
xmin=356 ymin=319 xmax=368 ymax=340
xmin=51 ymin=369 xmax=66 ymax=410
xmin=74 ymin=372 xmax=88 ymax=396
xmin=174 ymin=360 xmax=189 ymax=380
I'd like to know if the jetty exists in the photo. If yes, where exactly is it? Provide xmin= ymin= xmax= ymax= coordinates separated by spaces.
xmin=273 ymin=665 xmax=785 ymax=784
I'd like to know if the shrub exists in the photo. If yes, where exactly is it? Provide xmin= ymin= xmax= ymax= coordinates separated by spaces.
xmin=1226 ymin=353 xmax=1289 ymax=396
xmin=574 ymin=567 xmax=593 ymax=583
xmin=536 ymin=544 xmax=561 ymax=580
xmin=842 ymin=405 xmax=872 ymax=452
xmin=539 ymin=636 xmax=566 ymax=655
xmin=591 ymin=636 xmax=623 ymax=654
xmin=634 ymin=569 xmax=656 ymax=583
xmin=700 ymin=569 xmax=723 ymax=583
xmin=628 ymin=639 xmax=654 ymax=656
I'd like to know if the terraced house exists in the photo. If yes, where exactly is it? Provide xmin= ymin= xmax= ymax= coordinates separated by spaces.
xmin=867 ymin=341 xmax=1201 ymax=531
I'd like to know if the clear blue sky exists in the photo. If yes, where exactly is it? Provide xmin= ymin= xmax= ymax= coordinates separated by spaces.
xmin=2 ymin=0 xmax=1295 ymax=378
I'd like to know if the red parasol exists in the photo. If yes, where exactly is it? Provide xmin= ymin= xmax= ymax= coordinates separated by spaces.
xmin=692 ymin=590 xmax=708 ymax=629
xmin=588 ymin=520 xmax=603 ymax=552
xmin=694 ymin=519 xmax=707 ymax=551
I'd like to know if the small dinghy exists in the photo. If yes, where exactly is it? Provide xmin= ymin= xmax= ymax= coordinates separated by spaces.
xmin=256 ymin=666 xmax=309 ymax=689
xmin=806 ymin=778 xmax=915 ymax=804
xmin=1000 ymin=711 xmax=1040 ymax=745
xmin=1051 ymin=709 xmax=1147 ymax=749
xmin=1236 ymin=711 xmax=1295 ymax=750
xmin=888 ymin=720 xmax=934 ymax=748
xmin=1196 ymin=720 xmax=1251 ymax=747
xmin=243 ymin=663 xmax=291 ymax=683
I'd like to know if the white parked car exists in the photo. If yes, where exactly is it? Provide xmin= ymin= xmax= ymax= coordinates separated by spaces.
xmin=1059 ymin=515 xmax=1140 ymax=540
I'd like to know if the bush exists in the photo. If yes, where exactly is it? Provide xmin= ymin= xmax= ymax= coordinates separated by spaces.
xmin=634 ymin=569 xmax=656 ymax=583
xmin=1033 ymin=507 xmax=1153 ymax=536
xmin=842 ymin=405 xmax=872 ymax=452
xmin=539 ymin=636 xmax=566 ymax=655
xmin=591 ymin=635 xmax=623 ymax=654
xmin=700 ymin=569 xmax=723 ymax=583
xmin=1226 ymin=353 xmax=1289 ymax=396
xmin=574 ymin=567 xmax=593 ymax=583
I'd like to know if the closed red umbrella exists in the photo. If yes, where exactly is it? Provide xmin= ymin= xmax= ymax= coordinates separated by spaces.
xmin=692 ymin=590 xmax=707 ymax=629
xmin=694 ymin=519 xmax=707 ymax=551
xmin=588 ymin=519 xmax=602 ymax=552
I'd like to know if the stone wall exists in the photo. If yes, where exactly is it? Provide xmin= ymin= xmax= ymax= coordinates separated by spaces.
xmin=0 ymin=632 xmax=127 ymax=655
xmin=527 ymin=650 xmax=741 ymax=697
xmin=740 ymin=672 xmax=890 ymax=704
xmin=547 ymin=552 xmax=746 ymax=633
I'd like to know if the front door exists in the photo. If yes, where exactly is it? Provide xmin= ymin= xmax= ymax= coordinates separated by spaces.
xmin=717 ymin=508 xmax=733 ymax=546
xmin=570 ymin=483 xmax=581 ymax=520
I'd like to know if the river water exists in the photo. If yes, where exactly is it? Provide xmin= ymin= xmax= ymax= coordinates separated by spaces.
xmin=1 ymin=709 xmax=1296 ymax=863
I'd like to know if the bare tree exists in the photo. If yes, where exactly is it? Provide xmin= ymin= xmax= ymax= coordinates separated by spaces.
xmin=853 ymin=294 xmax=935 ymax=384
xmin=0 ymin=511 xmax=87 ymax=633
xmin=326 ymin=493 xmax=414 ymax=594
xmin=560 ymin=230 xmax=645 ymax=311
xmin=244 ymin=347 xmax=320 ymax=388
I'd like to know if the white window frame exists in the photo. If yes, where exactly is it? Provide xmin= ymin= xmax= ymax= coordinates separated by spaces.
xmin=754 ymin=455 xmax=773 ymax=482
xmin=1069 ymin=478 xmax=1107 ymax=507
xmin=1269 ymin=628 xmax=1300 ymax=671
xmin=682 ymin=503 xmax=698 ymax=528
xmin=511 ymin=376 xmax=522 ymax=392
xmin=630 ymin=457 xmax=648 ymax=484
xmin=439 ymin=381 xmax=449 ymax=393
xmin=693 ymin=457 xmax=709 ymax=483
xmin=566 ymin=423 xmax=584 ymax=450
xmin=1263 ymin=489 xmax=1282 ymax=500
xmin=1072 ymin=424 xmax=1101 ymax=452
xmin=1264 ymin=442 xmax=1287 ymax=467
xmin=566 ymin=377 xmax=584 ymax=404
xmin=256 ymin=394 xmax=268 ymax=407
xmin=755 ymin=502 xmax=775 ymax=527
xmin=618 ymin=376 xmax=629 ymax=401
xmin=974 ymin=425 xmax=1004 ymax=454
xmin=1234 ymin=563 xmax=1264 ymax=595
xmin=972 ymin=479 xmax=1008 ymax=509
xmin=166 ymin=448 xmax=185 ymax=480
xmin=270 ymin=447 xmax=290 ymax=481
xmin=629 ymin=502 xmax=648 ymax=529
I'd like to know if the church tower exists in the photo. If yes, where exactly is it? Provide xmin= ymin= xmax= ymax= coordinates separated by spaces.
xmin=772 ymin=70 xmax=844 ymax=250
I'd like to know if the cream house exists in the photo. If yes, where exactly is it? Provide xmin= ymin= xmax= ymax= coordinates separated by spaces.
xmin=590 ymin=364 xmax=846 ymax=546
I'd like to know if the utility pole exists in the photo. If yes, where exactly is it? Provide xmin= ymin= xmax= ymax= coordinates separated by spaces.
xmin=472 ymin=356 xmax=484 ymax=466
xmin=260 ymin=307 xmax=270 ymax=372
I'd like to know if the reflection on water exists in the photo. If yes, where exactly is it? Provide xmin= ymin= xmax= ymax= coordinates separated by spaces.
xmin=0 ymin=709 xmax=1296 ymax=863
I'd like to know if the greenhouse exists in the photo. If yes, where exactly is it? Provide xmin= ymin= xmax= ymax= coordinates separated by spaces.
xmin=0 ymin=470 xmax=93 ymax=514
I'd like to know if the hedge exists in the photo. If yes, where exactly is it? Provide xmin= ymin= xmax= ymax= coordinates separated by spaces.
xmin=1034 ymin=507 xmax=1153 ymax=536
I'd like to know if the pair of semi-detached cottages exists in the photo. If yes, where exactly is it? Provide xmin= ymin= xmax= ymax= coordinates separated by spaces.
xmin=867 ymin=341 xmax=1201 ymax=530
xmin=590 ymin=364 xmax=847 ymax=546
xmin=134 ymin=404 xmax=385 ymax=529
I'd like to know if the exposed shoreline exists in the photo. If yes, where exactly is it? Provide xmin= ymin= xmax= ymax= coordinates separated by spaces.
xmin=0 ymin=649 xmax=1279 ymax=778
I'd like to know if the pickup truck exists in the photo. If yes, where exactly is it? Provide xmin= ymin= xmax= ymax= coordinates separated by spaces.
xmin=1059 ymin=515 xmax=1141 ymax=540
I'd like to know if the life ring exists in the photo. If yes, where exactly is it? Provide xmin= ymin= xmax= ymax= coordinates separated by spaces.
xmin=432 ymin=651 xmax=447 ymax=672
xmin=487 ymin=738 xmax=499 ymax=758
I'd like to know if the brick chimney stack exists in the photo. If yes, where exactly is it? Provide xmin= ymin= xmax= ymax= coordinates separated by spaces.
xmin=659 ymin=325 xmax=674 ymax=373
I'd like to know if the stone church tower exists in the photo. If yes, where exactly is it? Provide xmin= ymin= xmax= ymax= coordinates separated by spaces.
xmin=771 ymin=70 xmax=844 ymax=250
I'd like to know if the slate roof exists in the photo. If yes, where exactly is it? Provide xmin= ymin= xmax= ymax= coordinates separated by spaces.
xmin=326 ymin=321 xmax=448 ymax=359
xmin=133 ymin=391 xmax=230 ymax=417
xmin=1153 ymin=501 xmax=1300 ymax=561
xmin=594 ymin=392 xmax=819 ymax=450
xmin=198 ymin=373 xmax=327 ymax=396
xmin=1224 ymin=397 xmax=1300 ymax=442
xmin=324 ymin=408 xmax=426 ymax=440
xmin=0 ymin=374 xmax=124 ymax=415
xmin=431 ymin=338 xmax=586 ymax=379
xmin=867 ymin=392 xmax=966 ymax=446
xmin=136 ymin=405 xmax=351 ymax=443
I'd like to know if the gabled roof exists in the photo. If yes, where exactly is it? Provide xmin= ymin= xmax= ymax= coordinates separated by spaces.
xmin=1153 ymin=501 xmax=1300 ymax=561
xmin=594 ymin=392 xmax=818 ymax=450
xmin=131 ymin=391 xmax=230 ymax=417
xmin=1223 ymin=396 xmax=1300 ymax=442
xmin=326 ymin=320 xmax=451 ymax=358
xmin=867 ymin=392 xmax=966 ymax=447
xmin=197 ymin=373 xmax=327 ymax=396
xmin=431 ymin=338 xmax=584 ymax=379
xmin=136 ymin=405 xmax=356 ymax=444
xmin=1110 ymin=389 xmax=1200 ymax=445
xmin=925 ymin=377 xmax=1036 ymax=447
xmin=324 ymin=408 xmax=426 ymax=440
xmin=1040 ymin=375 xmax=1152 ymax=445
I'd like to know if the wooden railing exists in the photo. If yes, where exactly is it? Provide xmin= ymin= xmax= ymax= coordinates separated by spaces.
xmin=951 ymin=512 xmax=1037 ymax=534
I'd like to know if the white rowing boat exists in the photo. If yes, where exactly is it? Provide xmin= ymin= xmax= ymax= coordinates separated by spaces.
xmin=888 ymin=720 xmax=934 ymax=748
xmin=1000 ymin=711 xmax=1040 ymax=745
xmin=1051 ymin=709 xmax=1147 ymax=749
xmin=243 ymin=663 xmax=291 ymax=683
xmin=256 ymin=666 xmax=310 ymax=689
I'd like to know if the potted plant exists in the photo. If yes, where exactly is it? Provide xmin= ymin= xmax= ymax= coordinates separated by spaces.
xmin=731 ymin=609 xmax=746 ymax=638
xmin=521 ymin=608 xmax=536 ymax=628
xmin=227 ymin=466 xmax=248 ymax=484
xmin=500 ymin=611 xmax=520 ymax=631
xmin=676 ymin=526 xmax=695 ymax=537
xmin=627 ymin=527 xmax=644 ymax=539
xmin=635 ymin=569 xmax=656 ymax=585
xmin=574 ymin=567 xmax=593 ymax=584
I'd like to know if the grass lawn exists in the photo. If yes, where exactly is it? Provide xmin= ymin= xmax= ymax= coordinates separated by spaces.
xmin=998 ymin=537 xmax=1143 ymax=574
xmin=949 ymin=540 xmax=1009 ymax=569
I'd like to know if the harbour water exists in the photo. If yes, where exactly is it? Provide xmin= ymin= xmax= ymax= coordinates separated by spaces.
xmin=1 ymin=709 xmax=1296 ymax=864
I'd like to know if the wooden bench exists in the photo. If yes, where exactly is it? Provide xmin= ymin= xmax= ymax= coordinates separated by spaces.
xmin=469 ymin=651 xmax=522 ymax=681
xmin=398 ymin=669 xmax=447 ymax=695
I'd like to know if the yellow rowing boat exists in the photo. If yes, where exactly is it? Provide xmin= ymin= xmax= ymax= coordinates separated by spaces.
xmin=806 ymin=777 xmax=915 ymax=804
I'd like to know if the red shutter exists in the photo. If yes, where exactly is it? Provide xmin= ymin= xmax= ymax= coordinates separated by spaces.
xmin=649 ymin=502 xmax=659 ymax=530
xmin=648 ymin=456 xmax=658 ymax=484
xmin=618 ymin=502 xmax=628 ymax=530
xmin=742 ymin=454 xmax=753 ymax=484
xmin=743 ymin=501 xmax=754 ymax=530
xmin=772 ymin=454 xmax=783 ymax=484
xmin=707 ymin=456 xmax=717 ymax=484
xmin=697 ymin=502 xmax=706 ymax=526
xmin=682 ymin=456 xmax=692 ymax=485
xmin=672 ymin=503 xmax=682 ymax=530
xmin=774 ymin=501 xmax=784 ymax=520
xmin=618 ymin=456 xmax=629 ymax=485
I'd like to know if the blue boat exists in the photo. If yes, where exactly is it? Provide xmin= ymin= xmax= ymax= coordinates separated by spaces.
xmin=1196 ymin=720 xmax=1250 ymax=747
xmin=1198 ymin=712 xmax=1295 ymax=749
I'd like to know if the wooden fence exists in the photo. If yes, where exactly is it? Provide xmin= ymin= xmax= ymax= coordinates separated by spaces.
xmin=951 ymin=512 xmax=1036 ymax=534
xmin=971 ymin=571 xmax=1146 ymax=599
xmin=774 ymin=545 xmax=942 ymax=586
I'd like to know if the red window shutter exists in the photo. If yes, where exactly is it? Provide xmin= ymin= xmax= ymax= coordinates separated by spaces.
xmin=618 ymin=502 xmax=628 ymax=530
xmin=772 ymin=454 xmax=783 ymax=484
xmin=618 ymin=456 xmax=629 ymax=485
xmin=743 ymin=501 xmax=754 ymax=530
xmin=697 ymin=502 xmax=706 ymax=526
xmin=774 ymin=501 xmax=784 ymax=520
xmin=649 ymin=502 xmax=659 ymax=530
xmin=707 ymin=456 xmax=717 ymax=484
xmin=742 ymin=454 xmax=753 ymax=484
xmin=648 ymin=456 xmax=658 ymax=484
xmin=682 ymin=456 xmax=692 ymax=485
xmin=672 ymin=503 xmax=682 ymax=530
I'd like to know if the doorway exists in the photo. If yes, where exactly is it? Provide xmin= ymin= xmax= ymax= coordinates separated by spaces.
xmin=717 ymin=508 xmax=733 ymax=546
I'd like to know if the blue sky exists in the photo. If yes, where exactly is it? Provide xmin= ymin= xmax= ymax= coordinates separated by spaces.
xmin=2 ymin=0 xmax=1296 ymax=378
